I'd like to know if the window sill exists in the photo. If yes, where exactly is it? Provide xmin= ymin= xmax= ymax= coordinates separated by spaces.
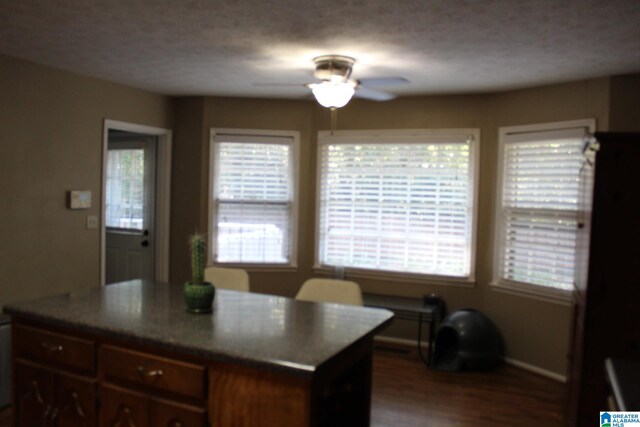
xmin=312 ymin=265 xmax=475 ymax=288
xmin=491 ymin=280 xmax=573 ymax=306
xmin=210 ymin=263 xmax=298 ymax=273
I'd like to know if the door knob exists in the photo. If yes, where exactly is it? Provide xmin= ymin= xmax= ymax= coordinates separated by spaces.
xmin=141 ymin=240 xmax=149 ymax=247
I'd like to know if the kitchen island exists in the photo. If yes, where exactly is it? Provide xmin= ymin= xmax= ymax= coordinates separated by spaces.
xmin=5 ymin=280 xmax=393 ymax=427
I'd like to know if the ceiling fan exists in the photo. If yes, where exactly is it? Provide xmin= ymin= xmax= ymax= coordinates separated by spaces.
xmin=308 ymin=55 xmax=408 ymax=108
xmin=260 ymin=55 xmax=409 ymax=108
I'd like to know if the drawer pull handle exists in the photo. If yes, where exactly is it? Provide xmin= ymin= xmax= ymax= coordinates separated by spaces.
xmin=136 ymin=365 xmax=164 ymax=377
xmin=41 ymin=342 xmax=63 ymax=353
xmin=70 ymin=392 xmax=86 ymax=418
xmin=113 ymin=405 xmax=134 ymax=427
xmin=50 ymin=406 xmax=59 ymax=422
xmin=42 ymin=404 xmax=52 ymax=424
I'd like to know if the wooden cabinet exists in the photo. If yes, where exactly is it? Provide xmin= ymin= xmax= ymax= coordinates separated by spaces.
xmin=14 ymin=324 xmax=96 ymax=375
xmin=7 ymin=283 xmax=391 ymax=427
xmin=99 ymin=346 xmax=207 ymax=427
xmin=13 ymin=323 xmax=98 ymax=427
xmin=15 ymin=359 xmax=97 ymax=427
xmin=154 ymin=398 xmax=207 ymax=427
xmin=15 ymin=361 xmax=54 ymax=426
xmin=567 ymin=132 xmax=640 ymax=426
xmin=100 ymin=345 xmax=206 ymax=400
xmin=54 ymin=372 xmax=97 ymax=427
xmin=101 ymin=384 xmax=149 ymax=427
xmin=12 ymin=323 xmax=206 ymax=427
xmin=101 ymin=384 xmax=207 ymax=427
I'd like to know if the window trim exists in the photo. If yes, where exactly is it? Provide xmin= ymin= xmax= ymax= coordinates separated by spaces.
xmin=313 ymin=128 xmax=481 ymax=285
xmin=208 ymin=128 xmax=300 ymax=269
xmin=491 ymin=119 xmax=595 ymax=304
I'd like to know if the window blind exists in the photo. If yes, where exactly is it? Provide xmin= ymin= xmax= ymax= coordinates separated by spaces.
xmin=213 ymin=136 xmax=293 ymax=263
xmin=499 ymin=128 xmax=586 ymax=290
xmin=317 ymin=135 xmax=476 ymax=278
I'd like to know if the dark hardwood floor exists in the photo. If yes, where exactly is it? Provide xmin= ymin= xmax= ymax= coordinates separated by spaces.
xmin=0 ymin=344 xmax=565 ymax=426
xmin=371 ymin=344 xmax=565 ymax=426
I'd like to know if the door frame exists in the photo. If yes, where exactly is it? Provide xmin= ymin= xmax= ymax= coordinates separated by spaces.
xmin=101 ymin=119 xmax=172 ymax=286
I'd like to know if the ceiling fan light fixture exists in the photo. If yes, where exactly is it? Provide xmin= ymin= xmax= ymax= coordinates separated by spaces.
xmin=310 ymin=81 xmax=356 ymax=108
xmin=313 ymin=55 xmax=355 ymax=81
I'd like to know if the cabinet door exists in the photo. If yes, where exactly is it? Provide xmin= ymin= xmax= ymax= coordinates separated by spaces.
xmin=54 ymin=372 xmax=97 ymax=427
xmin=152 ymin=398 xmax=207 ymax=427
xmin=100 ymin=384 xmax=149 ymax=427
xmin=15 ymin=361 xmax=54 ymax=427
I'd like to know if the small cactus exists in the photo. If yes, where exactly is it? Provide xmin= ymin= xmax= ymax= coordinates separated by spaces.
xmin=190 ymin=233 xmax=206 ymax=285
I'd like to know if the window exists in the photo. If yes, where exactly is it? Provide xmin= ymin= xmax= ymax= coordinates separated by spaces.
xmin=316 ymin=130 xmax=479 ymax=282
xmin=493 ymin=120 xmax=594 ymax=300
xmin=209 ymin=129 xmax=299 ymax=266
xmin=106 ymin=148 xmax=145 ymax=231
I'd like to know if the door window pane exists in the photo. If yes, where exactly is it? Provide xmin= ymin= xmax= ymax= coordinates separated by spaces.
xmin=106 ymin=149 xmax=145 ymax=230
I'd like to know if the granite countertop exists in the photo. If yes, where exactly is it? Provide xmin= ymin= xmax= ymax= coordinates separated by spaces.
xmin=4 ymin=280 xmax=393 ymax=376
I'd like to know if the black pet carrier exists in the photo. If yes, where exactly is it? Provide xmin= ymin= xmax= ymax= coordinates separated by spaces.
xmin=432 ymin=309 xmax=504 ymax=371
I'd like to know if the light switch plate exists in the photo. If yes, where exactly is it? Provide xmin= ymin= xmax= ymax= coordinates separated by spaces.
xmin=86 ymin=215 xmax=98 ymax=230
xmin=69 ymin=190 xmax=92 ymax=209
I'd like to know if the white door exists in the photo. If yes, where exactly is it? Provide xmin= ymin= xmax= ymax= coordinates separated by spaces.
xmin=105 ymin=131 xmax=156 ymax=284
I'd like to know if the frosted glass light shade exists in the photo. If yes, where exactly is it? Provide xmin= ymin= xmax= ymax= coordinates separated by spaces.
xmin=310 ymin=81 xmax=355 ymax=108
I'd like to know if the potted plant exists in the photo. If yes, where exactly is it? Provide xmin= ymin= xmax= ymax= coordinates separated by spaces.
xmin=183 ymin=233 xmax=215 ymax=313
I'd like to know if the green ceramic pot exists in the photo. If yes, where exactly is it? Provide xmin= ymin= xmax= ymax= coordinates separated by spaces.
xmin=183 ymin=282 xmax=215 ymax=313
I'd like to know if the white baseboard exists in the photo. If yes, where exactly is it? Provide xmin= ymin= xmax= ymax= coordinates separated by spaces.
xmin=374 ymin=335 xmax=566 ymax=383
xmin=504 ymin=357 xmax=566 ymax=383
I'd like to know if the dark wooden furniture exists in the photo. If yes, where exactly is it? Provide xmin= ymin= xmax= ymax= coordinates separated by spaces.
xmin=13 ymin=324 xmax=99 ymax=427
xmin=605 ymin=358 xmax=640 ymax=411
xmin=363 ymin=293 xmax=442 ymax=367
xmin=567 ymin=132 xmax=640 ymax=426
xmin=6 ymin=280 xmax=393 ymax=427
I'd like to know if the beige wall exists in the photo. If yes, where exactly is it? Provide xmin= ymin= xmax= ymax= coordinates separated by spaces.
xmin=170 ymin=78 xmax=611 ymax=376
xmin=0 ymin=54 xmax=173 ymax=305
xmin=170 ymin=97 xmax=206 ymax=285
xmin=609 ymin=74 xmax=640 ymax=131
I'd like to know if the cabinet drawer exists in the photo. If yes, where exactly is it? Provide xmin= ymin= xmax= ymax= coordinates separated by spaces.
xmin=101 ymin=345 xmax=206 ymax=399
xmin=14 ymin=324 xmax=96 ymax=374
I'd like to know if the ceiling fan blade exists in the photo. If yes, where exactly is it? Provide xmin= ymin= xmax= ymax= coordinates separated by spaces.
xmin=252 ymin=82 xmax=310 ymax=87
xmin=357 ymin=77 xmax=409 ymax=88
xmin=354 ymin=86 xmax=396 ymax=101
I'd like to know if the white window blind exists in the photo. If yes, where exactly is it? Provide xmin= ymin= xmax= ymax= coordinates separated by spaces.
xmin=498 ymin=127 xmax=587 ymax=291
xmin=212 ymin=133 xmax=296 ymax=264
xmin=317 ymin=132 xmax=477 ymax=279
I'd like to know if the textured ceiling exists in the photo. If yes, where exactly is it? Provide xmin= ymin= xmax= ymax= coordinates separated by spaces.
xmin=1 ymin=0 xmax=639 ymax=99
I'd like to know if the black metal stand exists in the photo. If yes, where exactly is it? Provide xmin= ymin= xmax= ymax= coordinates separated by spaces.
xmin=363 ymin=294 xmax=442 ymax=368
